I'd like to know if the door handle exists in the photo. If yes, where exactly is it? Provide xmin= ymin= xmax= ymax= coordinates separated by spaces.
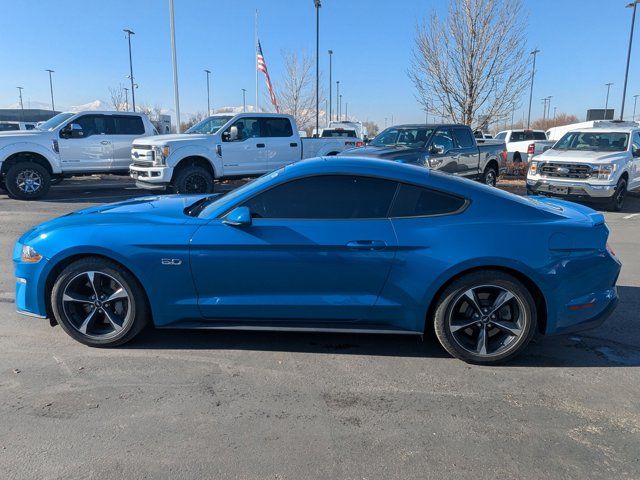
xmin=100 ymin=140 xmax=110 ymax=145
xmin=256 ymin=143 xmax=266 ymax=148
xmin=346 ymin=240 xmax=387 ymax=250
xmin=290 ymin=142 xmax=298 ymax=147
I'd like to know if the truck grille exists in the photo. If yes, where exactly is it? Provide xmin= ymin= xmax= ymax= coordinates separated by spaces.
xmin=539 ymin=162 xmax=592 ymax=179
xmin=132 ymin=144 xmax=153 ymax=150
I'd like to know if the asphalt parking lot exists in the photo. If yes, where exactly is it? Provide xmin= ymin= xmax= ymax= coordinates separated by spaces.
xmin=1 ymin=177 xmax=639 ymax=480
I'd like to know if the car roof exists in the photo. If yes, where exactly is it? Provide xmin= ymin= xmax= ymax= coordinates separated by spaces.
xmin=569 ymin=127 xmax=637 ymax=133
xmin=391 ymin=124 xmax=466 ymax=129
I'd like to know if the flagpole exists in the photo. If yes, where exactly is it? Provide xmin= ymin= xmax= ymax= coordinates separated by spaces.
xmin=255 ymin=10 xmax=259 ymax=113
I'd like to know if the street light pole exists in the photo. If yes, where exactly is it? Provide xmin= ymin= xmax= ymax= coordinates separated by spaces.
xmin=242 ymin=89 xmax=247 ymax=112
xmin=204 ymin=69 xmax=211 ymax=115
xmin=345 ymin=102 xmax=348 ymax=121
xmin=169 ymin=0 xmax=181 ymax=133
xmin=17 ymin=87 xmax=24 ymax=121
xmin=546 ymin=96 xmax=553 ymax=120
xmin=123 ymin=29 xmax=136 ymax=112
xmin=339 ymin=94 xmax=342 ymax=121
xmin=633 ymin=94 xmax=639 ymax=121
xmin=336 ymin=81 xmax=340 ymax=121
xmin=45 ymin=69 xmax=55 ymax=112
xmin=123 ymin=87 xmax=129 ymax=111
xmin=527 ymin=48 xmax=540 ymax=129
xmin=621 ymin=1 xmax=639 ymax=120
xmin=314 ymin=0 xmax=321 ymax=138
xmin=605 ymin=82 xmax=614 ymax=119
xmin=328 ymin=49 xmax=333 ymax=126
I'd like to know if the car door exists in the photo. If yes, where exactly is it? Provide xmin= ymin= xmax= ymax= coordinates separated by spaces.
xmin=58 ymin=114 xmax=113 ymax=172
xmin=452 ymin=127 xmax=480 ymax=177
xmin=219 ymin=117 xmax=268 ymax=175
xmin=189 ymin=174 xmax=399 ymax=326
xmin=631 ymin=131 xmax=640 ymax=190
xmin=110 ymin=115 xmax=146 ymax=171
xmin=427 ymin=128 xmax=459 ymax=174
xmin=262 ymin=116 xmax=299 ymax=170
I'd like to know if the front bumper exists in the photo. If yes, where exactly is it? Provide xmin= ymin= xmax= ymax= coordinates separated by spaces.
xmin=14 ymin=245 xmax=50 ymax=319
xmin=129 ymin=164 xmax=173 ymax=190
xmin=526 ymin=178 xmax=617 ymax=200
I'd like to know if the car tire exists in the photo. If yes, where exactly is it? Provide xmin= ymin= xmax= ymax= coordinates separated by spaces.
xmin=432 ymin=270 xmax=537 ymax=364
xmin=172 ymin=165 xmax=214 ymax=194
xmin=51 ymin=257 xmax=149 ymax=347
xmin=513 ymin=152 xmax=522 ymax=163
xmin=0 ymin=178 xmax=6 ymax=192
xmin=5 ymin=161 xmax=51 ymax=200
xmin=608 ymin=178 xmax=627 ymax=212
xmin=481 ymin=164 xmax=498 ymax=187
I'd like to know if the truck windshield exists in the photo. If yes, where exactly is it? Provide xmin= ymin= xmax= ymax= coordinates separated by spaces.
xmin=371 ymin=127 xmax=434 ymax=149
xmin=186 ymin=116 xmax=233 ymax=134
xmin=36 ymin=112 xmax=75 ymax=131
xmin=554 ymin=132 xmax=629 ymax=152
xmin=321 ymin=129 xmax=357 ymax=138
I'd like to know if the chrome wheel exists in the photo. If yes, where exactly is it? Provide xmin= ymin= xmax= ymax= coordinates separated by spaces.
xmin=16 ymin=169 xmax=43 ymax=194
xmin=62 ymin=271 xmax=133 ymax=339
xmin=484 ymin=168 xmax=497 ymax=186
xmin=447 ymin=284 xmax=525 ymax=357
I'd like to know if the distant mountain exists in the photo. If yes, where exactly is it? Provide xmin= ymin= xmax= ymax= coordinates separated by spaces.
xmin=68 ymin=100 xmax=109 ymax=112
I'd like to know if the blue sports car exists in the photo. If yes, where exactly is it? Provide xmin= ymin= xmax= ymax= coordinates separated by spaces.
xmin=13 ymin=158 xmax=621 ymax=363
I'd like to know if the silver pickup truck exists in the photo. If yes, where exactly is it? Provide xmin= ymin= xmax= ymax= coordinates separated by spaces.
xmin=342 ymin=123 xmax=507 ymax=186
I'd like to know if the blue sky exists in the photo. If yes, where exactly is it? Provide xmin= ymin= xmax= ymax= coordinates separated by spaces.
xmin=1 ymin=0 xmax=638 ymax=127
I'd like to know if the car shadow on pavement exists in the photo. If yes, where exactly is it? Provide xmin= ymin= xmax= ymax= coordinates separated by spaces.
xmin=123 ymin=286 xmax=640 ymax=368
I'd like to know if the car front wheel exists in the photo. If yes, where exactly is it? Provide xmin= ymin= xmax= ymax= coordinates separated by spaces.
xmin=51 ymin=257 xmax=149 ymax=347
xmin=433 ymin=270 xmax=537 ymax=364
xmin=5 ymin=162 xmax=51 ymax=200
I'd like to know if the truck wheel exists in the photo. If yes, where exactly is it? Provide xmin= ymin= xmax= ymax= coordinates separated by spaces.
xmin=0 ymin=178 xmax=6 ymax=192
xmin=5 ymin=162 xmax=51 ymax=200
xmin=608 ymin=178 xmax=627 ymax=212
xmin=172 ymin=165 xmax=214 ymax=194
xmin=481 ymin=164 xmax=498 ymax=187
xmin=513 ymin=152 xmax=522 ymax=163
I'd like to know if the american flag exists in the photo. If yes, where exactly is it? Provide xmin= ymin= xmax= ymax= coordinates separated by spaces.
xmin=257 ymin=40 xmax=279 ymax=112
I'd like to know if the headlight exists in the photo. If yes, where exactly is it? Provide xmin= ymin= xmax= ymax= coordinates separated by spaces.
xmin=21 ymin=245 xmax=42 ymax=263
xmin=528 ymin=161 xmax=539 ymax=175
xmin=152 ymin=145 xmax=170 ymax=166
xmin=595 ymin=164 xmax=615 ymax=180
xmin=428 ymin=157 xmax=444 ymax=168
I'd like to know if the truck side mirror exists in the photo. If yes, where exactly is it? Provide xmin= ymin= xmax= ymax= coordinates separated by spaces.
xmin=430 ymin=144 xmax=444 ymax=155
xmin=229 ymin=125 xmax=238 ymax=141
xmin=61 ymin=123 xmax=84 ymax=139
xmin=633 ymin=147 xmax=640 ymax=158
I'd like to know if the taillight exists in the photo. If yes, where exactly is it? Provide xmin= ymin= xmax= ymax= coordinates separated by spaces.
xmin=355 ymin=141 xmax=364 ymax=148
xmin=500 ymin=150 xmax=507 ymax=162
xmin=527 ymin=143 xmax=535 ymax=155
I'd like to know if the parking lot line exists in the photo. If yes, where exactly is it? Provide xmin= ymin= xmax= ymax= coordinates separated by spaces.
xmin=623 ymin=213 xmax=639 ymax=220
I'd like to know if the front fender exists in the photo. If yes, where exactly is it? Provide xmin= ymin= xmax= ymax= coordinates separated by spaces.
xmin=166 ymin=145 xmax=221 ymax=176
xmin=0 ymin=141 xmax=60 ymax=173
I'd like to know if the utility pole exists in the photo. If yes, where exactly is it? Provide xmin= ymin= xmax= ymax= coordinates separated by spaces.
xmin=169 ymin=0 xmax=181 ymax=132
xmin=527 ymin=49 xmax=540 ymax=129
xmin=546 ymin=96 xmax=553 ymax=120
xmin=621 ymin=1 xmax=639 ymax=120
xmin=17 ymin=87 xmax=24 ymax=121
xmin=123 ymin=87 xmax=129 ymax=111
xmin=204 ymin=69 xmax=211 ymax=115
xmin=339 ymin=94 xmax=342 ymax=121
xmin=345 ymin=102 xmax=348 ymax=121
xmin=328 ymin=49 xmax=333 ymax=125
xmin=314 ymin=0 xmax=321 ymax=138
xmin=553 ymin=106 xmax=557 ymax=126
xmin=633 ymin=94 xmax=639 ymax=121
xmin=605 ymin=83 xmax=614 ymax=119
xmin=123 ymin=29 xmax=136 ymax=112
xmin=45 ymin=69 xmax=55 ymax=112
xmin=336 ymin=80 xmax=340 ymax=121
xmin=242 ymin=89 xmax=247 ymax=112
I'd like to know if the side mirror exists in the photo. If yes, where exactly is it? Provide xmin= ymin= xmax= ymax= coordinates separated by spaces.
xmin=223 ymin=206 xmax=252 ymax=226
xmin=633 ymin=147 xmax=640 ymax=158
xmin=429 ymin=144 xmax=445 ymax=155
xmin=61 ymin=123 xmax=84 ymax=139
xmin=229 ymin=125 xmax=238 ymax=141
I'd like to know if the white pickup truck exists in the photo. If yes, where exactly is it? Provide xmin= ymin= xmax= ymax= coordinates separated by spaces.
xmin=526 ymin=124 xmax=640 ymax=211
xmin=494 ymin=129 xmax=555 ymax=163
xmin=0 ymin=111 xmax=156 ymax=199
xmin=130 ymin=113 xmax=362 ymax=193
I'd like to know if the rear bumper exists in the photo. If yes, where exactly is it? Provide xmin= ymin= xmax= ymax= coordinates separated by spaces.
xmin=526 ymin=178 xmax=617 ymax=200
xmin=549 ymin=294 xmax=618 ymax=335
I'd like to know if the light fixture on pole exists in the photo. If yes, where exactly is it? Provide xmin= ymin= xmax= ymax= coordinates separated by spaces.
xmin=169 ymin=0 xmax=181 ymax=133
xmin=17 ymin=87 xmax=24 ymax=121
xmin=328 ymin=50 xmax=333 ymax=125
xmin=605 ymin=82 xmax=614 ymax=119
xmin=123 ymin=29 xmax=136 ymax=112
xmin=621 ymin=0 xmax=639 ymax=120
xmin=242 ymin=88 xmax=247 ymax=112
xmin=314 ymin=0 xmax=321 ymax=138
xmin=123 ymin=87 xmax=129 ymax=111
xmin=204 ymin=69 xmax=211 ymax=115
xmin=527 ymin=48 xmax=540 ymax=128
xmin=45 ymin=69 xmax=55 ymax=112
xmin=336 ymin=80 xmax=340 ymax=121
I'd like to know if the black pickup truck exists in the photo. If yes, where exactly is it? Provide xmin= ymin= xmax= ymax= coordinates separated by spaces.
xmin=342 ymin=123 xmax=506 ymax=186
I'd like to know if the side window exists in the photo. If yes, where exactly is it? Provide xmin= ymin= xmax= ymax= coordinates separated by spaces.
xmin=390 ymin=183 xmax=466 ymax=217
xmin=113 ymin=116 xmax=145 ymax=135
xmin=241 ymin=175 xmax=398 ymax=219
xmin=223 ymin=117 xmax=260 ymax=141
xmin=25 ymin=124 xmax=35 ymax=130
xmin=262 ymin=117 xmax=293 ymax=137
xmin=72 ymin=115 xmax=108 ymax=137
xmin=495 ymin=132 xmax=507 ymax=140
xmin=533 ymin=131 xmax=547 ymax=140
xmin=453 ymin=128 xmax=475 ymax=148
xmin=430 ymin=128 xmax=456 ymax=153
xmin=632 ymin=132 xmax=640 ymax=155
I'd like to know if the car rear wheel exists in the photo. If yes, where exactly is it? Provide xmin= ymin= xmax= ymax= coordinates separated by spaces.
xmin=5 ymin=162 xmax=51 ymax=200
xmin=433 ymin=271 xmax=537 ymax=364
xmin=608 ymin=178 xmax=626 ymax=212
xmin=172 ymin=165 xmax=214 ymax=194
xmin=482 ymin=164 xmax=498 ymax=187
xmin=51 ymin=257 xmax=149 ymax=347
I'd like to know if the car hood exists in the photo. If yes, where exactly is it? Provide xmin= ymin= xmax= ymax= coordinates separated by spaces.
xmin=342 ymin=145 xmax=424 ymax=163
xmin=133 ymin=133 xmax=212 ymax=146
xmin=19 ymin=194 xmax=210 ymax=244
xmin=539 ymin=149 xmax=627 ymax=163
xmin=0 ymin=130 xmax=48 ymax=139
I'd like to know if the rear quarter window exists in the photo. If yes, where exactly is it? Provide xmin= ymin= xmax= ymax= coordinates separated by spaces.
xmin=262 ymin=117 xmax=293 ymax=137
xmin=390 ymin=183 xmax=466 ymax=217
xmin=113 ymin=116 xmax=145 ymax=135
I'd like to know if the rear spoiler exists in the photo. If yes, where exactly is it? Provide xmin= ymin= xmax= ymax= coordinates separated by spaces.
xmin=529 ymin=196 xmax=605 ymax=226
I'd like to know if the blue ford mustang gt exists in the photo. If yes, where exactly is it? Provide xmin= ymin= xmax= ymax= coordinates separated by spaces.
xmin=14 ymin=158 xmax=621 ymax=363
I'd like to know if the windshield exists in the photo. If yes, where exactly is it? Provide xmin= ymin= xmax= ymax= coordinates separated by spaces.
xmin=370 ymin=127 xmax=434 ymax=148
xmin=321 ymin=129 xmax=357 ymax=138
xmin=554 ymin=131 xmax=629 ymax=152
xmin=36 ymin=112 xmax=75 ymax=131
xmin=186 ymin=116 xmax=233 ymax=134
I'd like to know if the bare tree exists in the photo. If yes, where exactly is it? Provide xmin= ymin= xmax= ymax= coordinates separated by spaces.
xmin=362 ymin=121 xmax=379 ymax=137
xmin=276 ymin=50 xmax=323 ymax=132
xmin=409 ymin=0 xmax=530 ymax=127
xmin=108 ymin=84 xmax=127 ymax=111
xmin=180 ymin=111 xmax=207 ymax=132
xmin=531 ymin=113 xmax=579 ymax=131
